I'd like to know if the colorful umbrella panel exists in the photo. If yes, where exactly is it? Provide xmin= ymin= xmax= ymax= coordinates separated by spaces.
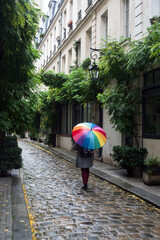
xmin=72 ymin=122 xmax=107 ymax=149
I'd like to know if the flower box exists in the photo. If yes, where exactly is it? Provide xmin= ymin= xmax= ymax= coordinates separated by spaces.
xmin=143 ymin=171 xmax=160 ymax=185
xmin=67 ymin=20 xmax=73 ymax=27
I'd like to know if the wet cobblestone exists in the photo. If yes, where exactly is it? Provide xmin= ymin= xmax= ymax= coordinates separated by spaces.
xmin=19 ymin=141 xmax=160 ymax=240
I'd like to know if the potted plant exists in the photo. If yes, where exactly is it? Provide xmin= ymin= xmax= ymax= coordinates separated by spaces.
xmin=113 ymin=145 xmax=148 ymax=177
xmin=0 ymin=136 xmax=22 ymax=176
xmin=67 ymin=20 xmax=73 ymax=27
xmin=143 ymin=156 xmax=160 ymax=185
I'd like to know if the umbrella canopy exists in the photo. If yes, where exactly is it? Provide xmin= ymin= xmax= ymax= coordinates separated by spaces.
xmin=72 ymin=122 xmax=107 ymax=149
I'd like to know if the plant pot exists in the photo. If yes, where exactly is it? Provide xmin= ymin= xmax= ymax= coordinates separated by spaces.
xmin=127 ymin=166 xmax=142 ymax=177
xmin=143 ymin=171 xmax=160 ymax=185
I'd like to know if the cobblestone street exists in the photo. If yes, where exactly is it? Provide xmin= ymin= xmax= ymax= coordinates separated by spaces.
xmin=19 ymin=140 xmax=160 ymax=240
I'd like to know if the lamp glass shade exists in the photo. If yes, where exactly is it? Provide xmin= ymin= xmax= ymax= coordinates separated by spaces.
xmin=89 ymin=63 xmax=99 ymax=80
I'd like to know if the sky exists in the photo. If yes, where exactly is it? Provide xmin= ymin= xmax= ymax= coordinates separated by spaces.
xmin=35 ymin=0 xmax=50 ymax=13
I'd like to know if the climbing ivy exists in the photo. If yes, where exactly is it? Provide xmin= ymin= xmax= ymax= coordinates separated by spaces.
xmin=97 ymin=21 xmax=160 ymax=144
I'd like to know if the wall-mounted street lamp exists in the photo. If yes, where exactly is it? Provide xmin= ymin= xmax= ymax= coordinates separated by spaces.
xmin=89 ymin=47 xmax=101 ymax=80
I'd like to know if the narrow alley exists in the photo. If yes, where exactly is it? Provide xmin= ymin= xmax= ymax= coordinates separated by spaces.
xmin=19 ymin=140 xmax=160 ymax=240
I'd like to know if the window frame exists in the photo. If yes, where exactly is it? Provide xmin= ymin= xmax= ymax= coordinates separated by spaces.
xmin=124 ymin=0 xmax=129 ymax=38
xmin=142 ymin=67 xmax=160 ymax=139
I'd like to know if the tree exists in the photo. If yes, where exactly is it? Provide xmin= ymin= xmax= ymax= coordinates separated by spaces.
xmin=0 ymin=0 xmax=41 ymax=145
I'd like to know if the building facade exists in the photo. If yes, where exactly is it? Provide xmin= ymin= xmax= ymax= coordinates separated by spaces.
xmin=35 ymin=0 xmax=160 ymax=163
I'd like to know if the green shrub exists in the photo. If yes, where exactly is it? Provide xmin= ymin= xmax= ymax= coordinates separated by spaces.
xmin=144 ymin=155 xmax=160 ymax=174
xmin=0 ymin=136 xmax=22 ymax=176
xmin=80 ymin=58 xmax=91 ymax=70
xmin=4 ymin=135 xmax=18 ymax=148
xmin=112 ymin=145 xmax=148 ymax=169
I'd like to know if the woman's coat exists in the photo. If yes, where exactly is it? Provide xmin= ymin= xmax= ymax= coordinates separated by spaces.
xmin=73 ymin=143 xmax=93 ymax=168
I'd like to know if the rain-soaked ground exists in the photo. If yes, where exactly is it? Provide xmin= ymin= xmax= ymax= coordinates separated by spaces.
xmin=19 ymin=140 xmax=160 ymax=240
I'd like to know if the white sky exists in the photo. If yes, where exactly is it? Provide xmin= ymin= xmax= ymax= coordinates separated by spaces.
xmin=35 ymin=0 xmax=50 ymax=13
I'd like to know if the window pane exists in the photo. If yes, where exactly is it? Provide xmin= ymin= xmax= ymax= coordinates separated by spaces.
xmin=83 ymin=104 xmax=87 ymax=122
xmin=105 ymin=13 xmax=108 ymax=41
xmin=154 ymin=69 xmax=160 ymax=85
xmin=61 ymin=105 xmax=66 ymax=134
xmin=87 ymin=103 xmax=91 ymax=122
xmin=144 ymin=96 xmax=160 ymax=136
xmin=144 ymin=71 xmax=153 ymax=87
xmin=67 ymin=104 xmax=72 ymax=134
xmin=124 ymin=0 xmax=129 ymax=37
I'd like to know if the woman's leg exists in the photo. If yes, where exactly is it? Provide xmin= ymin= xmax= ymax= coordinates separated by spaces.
xmin=81 ymin=168 xmax=89 ymax=189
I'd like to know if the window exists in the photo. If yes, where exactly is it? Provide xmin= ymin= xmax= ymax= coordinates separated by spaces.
xmin=83 ymin=103 xmax=91 ymax=122
xmin=69 ymin=0 xmax=73 ymax=20
xmin=86 ymin=28 xmax=92 ymax=57
xmin=68 ymin=48 xmax=72 ymax=72
xmin=77 ymin=0 xmax=82 ymax=21
xmin=77 ymin=40 xmax=81 ymax=67
xmin=101 ymin=10 xmax=109 ymax=41
xmin=63 ymin=9 xmax=67 ymax=39
xmin=62 ymin=55 xmax=66 ymax=72
xmin=124 ymin=0 xmax=129 ymax=37
xmin=60 ymin=104 xmax=72 ymax=134
xmin=72 ymin=103 xmax=92 ymax=126
xmin=54 ymin=27 xmax=56 ymax=50
xmin=144 ymin=68 xmax=160 ymax=88
xmin=50 ymin=33 xmax=52 ymax=57
xmin=88 ymin=0 xmax=92 ymax=7
xmin=46 ymin=39 xmax=49 ymax=62
xmin=143 ymin=68 xmax=160 ymax=138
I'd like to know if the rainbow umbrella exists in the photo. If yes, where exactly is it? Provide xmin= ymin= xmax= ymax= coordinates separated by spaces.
xmin=72 ymin=122 xmax=107 ymax=149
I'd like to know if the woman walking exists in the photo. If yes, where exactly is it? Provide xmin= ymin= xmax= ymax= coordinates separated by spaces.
xmin=73 ymin=143 xmax=94 ymax=190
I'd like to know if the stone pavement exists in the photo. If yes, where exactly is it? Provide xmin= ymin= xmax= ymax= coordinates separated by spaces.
xmin=0 ymin=169 xmax=32 ymax=240
xmin=0 ymin=138 xmax=160 ymax=240
xmin=19 ymin=140 xmax=160 ymax=240
xmin=32 ymin=140 xmax=160 ymax=209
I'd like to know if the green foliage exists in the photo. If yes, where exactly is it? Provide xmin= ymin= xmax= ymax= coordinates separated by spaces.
xmin=62 ymin=68 xmax=91 ymax=103
xmin=39 ymin=70 xmax=68 ymax=88
xmin=81 ymin=58 xmax=91 ymax=70
xmin=97 ymin=23 xmax=160 ymax=140
xmin=99 ymin=38 xmax=130 ymax=85
xmin=112 ymin=145 xmax=148 ymax=169
xmin=39 ymin=68 xmax=99 ymax=105
xmin=38 ymin=91 xmax=59 ymax=131
xmin=144 ymin=155 xmax=160 ymax=174
xmin=0 ymin=136 xmax=23 ymax=176
xmin=97 ymin=84 xmax=141 ymax=136
xmin=144 ymin=155 xmax=160 ymax=167
xmin=0 ymin=0 xmax=41 ymax=136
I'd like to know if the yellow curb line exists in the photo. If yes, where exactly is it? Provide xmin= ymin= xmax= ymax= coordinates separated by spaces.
xmin=20 ymin=170 xmax=38 ymax=240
